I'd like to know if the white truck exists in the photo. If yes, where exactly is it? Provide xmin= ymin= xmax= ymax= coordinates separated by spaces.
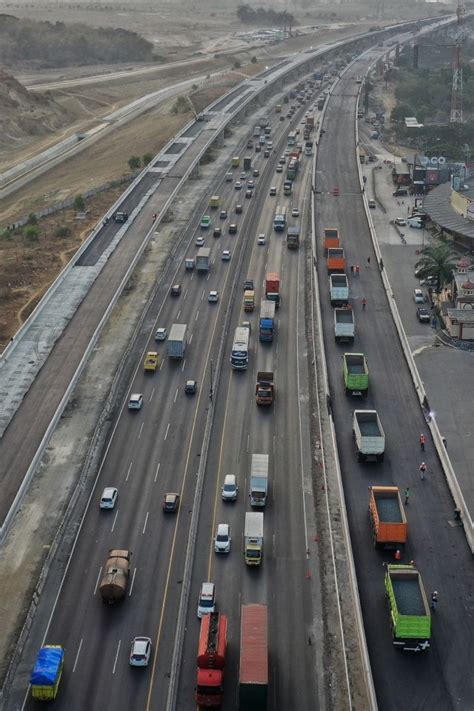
xmin=329 ymin=274 xmax=349 ymax=306
xmin=196 ymin=247 xmax=211 ymax=273
xmin=334 ymin=308 xmax=354 ymax=343
xmin=249 ymin=454 xmax=269 ymax=507
xmin=353 ymin=410 xmax=385 ymax=462
xmin=167 ymin=323 xmax=187 ymax=359
xmin=244 ymin=512 xmax=264 ymax=566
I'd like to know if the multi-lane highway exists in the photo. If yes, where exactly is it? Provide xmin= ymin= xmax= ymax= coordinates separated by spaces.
xmin=315 ymin=56 xmax=474 ymax=710
xmin=14 ymin=84 xmax=331 ymax=711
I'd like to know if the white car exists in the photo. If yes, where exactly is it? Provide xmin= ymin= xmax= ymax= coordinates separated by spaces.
xmin=258 ymin=234 xmax=266 ymax=245
xmin=221 ymin=474 xmax=238 ymax=501
xmin=197 ymin=582 xmax=216 ymax=618
xmin=129 ymin=637 xmax=152 ymax=667
xmin=155 ymin=327 xmax=167 ymax=341
xmin=395 ymin=217 xmax=407 ymax=226
xmin=208 ymin=290 xmax=219 ymax=302
xmin=214 ymin=523 xmax=231 ymax=553
xmin=100 ymin=487 xmax=118 ymax=509
xmin=276 ymin=165 xmax=283 ymax=173
xmin=195 ymin=237 xmax=205 ymax=247
xmin=240 ymin=172 xmax=247 ymax=180
xmin=291 ymin=207 xmax=299 ymax=217
xmin=222 ymin=250 xmax=231 ymax=261
xmin=128 ymin=393 xmax=143 ymax=410
xmin=413 ymin=288 xmax=424 ymax=304
xmin=234 ymin=181 xmax=242 ymax=190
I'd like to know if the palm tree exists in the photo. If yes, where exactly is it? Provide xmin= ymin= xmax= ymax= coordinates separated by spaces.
xmin=414 ymin=243 xmax=458 ymax=293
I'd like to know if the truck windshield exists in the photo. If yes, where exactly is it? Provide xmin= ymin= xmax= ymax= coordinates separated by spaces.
xmin=247 ymin=550 xmax=261 ymax=559
xmin=198 ymin=686 xmax=221 ymax=696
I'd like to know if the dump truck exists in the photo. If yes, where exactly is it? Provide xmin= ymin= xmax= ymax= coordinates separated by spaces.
xmin=369 ymin=486 xmax=408 ymax=549
xmin=196 ymin=612 xmax=228 ymax=707
xmin=334 ymin=309 xmax=354 ymax=343
xmin=343 ymin=353 xmax=368 ymax=394
xmin=210 ymin=195 xmax=220 ymax=209
xmin=239 ymin=605 xmax=268 ymax=709
xmin=243 ymin=290 xmax=255 ymax=312
xmin=144 ymin=351 xmax=159 ymax=371
xmin=250 ymin=454 xmax=269 ymax=507
xmin=259 ymin=300 xmax=276 ymax=342
xmin=306 ymin=116 xmax=315 ymax=129
xmin=244 ymin=512 xmax=264 ymax=565
xmin=385 ymin=564 xmax=431 ymax=651
xmin=99 ymin=549 xmax=131 ymax=604
xmin=265 ymin=272 xmax=280 ymax=308
xmin=167 ymin=323 xmax=187 ymax=359
xmin=353 ymin=410 xmax=385 ymax=462
xmin=30 ymin=646 xmax=64 ymax=701
xmin=327 ymin=247 xmax=346 ymax=274
xmin=287 ymin=226 xmax=300 ymax=249
xmin=329 ymin=274 xmax=349 ymax=306
xmin=196 ymin=247 xmax=211 ymax=273
xmin=256 ymin=372 xmax=274 ymax=406
xmin=323 ymin=228 xmax=340 ymax=255
xmin=244 ymin=156 xmax=252 ymax=171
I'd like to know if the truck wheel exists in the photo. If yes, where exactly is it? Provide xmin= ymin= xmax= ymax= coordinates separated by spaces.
xmin=345 ymin=387 xmax=350 ymax=396
xmin=376 ymin=453 xmax=385 ymax=463
xmin=357 ymin=451 xmax=366 ymax=463
xmin=362 ymin=389 xmax=368 ymax=398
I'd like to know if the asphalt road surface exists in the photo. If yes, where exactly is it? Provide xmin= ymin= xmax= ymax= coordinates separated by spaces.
xmin=315 ymin=57 xmax=474 ymax=710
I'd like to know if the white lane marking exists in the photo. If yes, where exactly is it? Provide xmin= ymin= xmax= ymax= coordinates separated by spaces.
xmin=72 ymin=638 xmax=83 ymax=673
xmin=149 ymin=388 xmax=155 ymax=402
xmin=143 ymin=511 xmax=149 ymax=534
xmin=177 ymin=309 xmax=182 ymax=319
xmin=201 ymin=290 xmax=205 ymax=301
xmin=164 ymin=423 xmax=170 ymax=440
xmin=174 ymin=388 xmax=179 ymax=403
xmin=195 ymin=310 xmax=200 ymax=321
xmin=160 ymin=359 xmax=164 ymax=371
xmin=138 ymin=422 xmax=144 ymax=439
xmin=181 ymin=359 xmax=186 ymax=371
xmin=276 ymin=343 xmax=279 ymax=355
xmin=129 ymin=567 xmax=137 ymax=596
xmin=111 ymin=509 xmax=119 ymax=532
xmin=295 ymin=235 xmax=309 ymax=553
xmin=184 ymin=289 xmax=188 ymax=300
xmin=190 ymin=272 xmax=194 ymax=281
xmin=273 ymin=435 xmax=276 ymax=456
xmin=247 ymin=434 xmax=250 ymax=452
xmin=189 ymin=333 xmax=193 ymax=344
xmin=93 ymin=567 xmax=102 ymax=596
xmin=112 ymin=640 xmax=121 ymax=675
xmin=207 ymin=273 xmax=210 ymax=281
xmin=154 ymin=462 xmax=161 ymax=482
xmin=125 ymin=461 xmax=133 ymax=482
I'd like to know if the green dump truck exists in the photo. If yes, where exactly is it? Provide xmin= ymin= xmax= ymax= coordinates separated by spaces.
xmin=343 ymin=353 xmax=369 ymax=396
xmin=384 ymin=564 xmax=431 ymax=652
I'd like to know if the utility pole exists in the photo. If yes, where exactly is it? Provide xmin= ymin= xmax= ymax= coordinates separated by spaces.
xmin=209 ymin=359 xmax=214 ymax=401
xmin=450 ymin=0 xmax=465 ymax=123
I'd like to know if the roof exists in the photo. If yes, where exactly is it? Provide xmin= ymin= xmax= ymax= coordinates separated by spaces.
xmin=447 ymin=308 xmax=474 ymax=323
xmin=423 ymin=183 xmax=474 ymax=240
xmin=240 ymin=605 xmax=268 ymax=685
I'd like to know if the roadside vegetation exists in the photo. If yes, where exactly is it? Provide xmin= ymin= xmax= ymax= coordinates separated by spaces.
xmin=236 ymin=5 xmax=294 ymax=28
xmin=414 ymin=244 xmax=458 ymax=292
xmin=0 ymin=15 xmax=155 ymax=68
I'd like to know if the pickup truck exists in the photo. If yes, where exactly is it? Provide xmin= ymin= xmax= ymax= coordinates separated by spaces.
xmin=352 ymin=410 xmax=385 ymax=462
xmin=329 ymin=274 xmax=349 ymax=306
xmin=343 ymin=353 xmax=368 ymax=395
xmin=369 ymin=486 xmax=407 ymax=549
xmin=334 ymin=308 xmax=354 ymax=343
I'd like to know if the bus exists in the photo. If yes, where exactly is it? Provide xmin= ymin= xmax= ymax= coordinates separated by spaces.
xmin=287 ymin=131 xmax=297 ymax=146
xmin=230 ymin=327 xmax=250 ymax=370
xmin=273 ymin=205 xmax=287 ymax=232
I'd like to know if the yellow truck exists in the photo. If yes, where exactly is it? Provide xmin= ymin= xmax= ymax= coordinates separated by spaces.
xmin=144 ymin=351 xmax=159 ymax=371
xmin=232 ymin=156 xmax=240 ymax=168
xmin=243 ymin=290 xmax=255 ymax=312
xmin=31 ymin=646 xmax=64 ymax=700
xmin=210 ymin=195 xmax=220 ymax=209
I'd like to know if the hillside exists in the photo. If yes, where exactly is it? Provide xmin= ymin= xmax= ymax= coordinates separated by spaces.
xmin=0 ymin=70 xmax=72 ymax=151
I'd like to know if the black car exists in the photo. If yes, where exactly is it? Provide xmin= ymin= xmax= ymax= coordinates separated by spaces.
xmin=170 ymin=284 xmax=181 ymax=297
xmin=213 ymin=227 xmax=222 ymax=238
xmin=244 ymin=279 xmax=254 ymax=291
xmin=229 ymin=223 xmax=237 ymax=234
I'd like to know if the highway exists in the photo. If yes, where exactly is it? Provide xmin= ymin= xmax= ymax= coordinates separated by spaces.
xmin=16 ymin=87 xmax=328 ymax=710
xmin=315 ymin=56 xmax=474 ymax=710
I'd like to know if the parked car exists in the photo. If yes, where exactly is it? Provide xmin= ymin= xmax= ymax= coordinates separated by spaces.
xmin=413 ymin=288 xmax=425 ymax=304
xmin=416 ymin=306 xmax=430 ymax=323
xmin=395 ymin=217 xmax=407 ymax=226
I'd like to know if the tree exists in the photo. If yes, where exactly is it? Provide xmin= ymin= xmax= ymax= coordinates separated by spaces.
xmin=128 ymin=156 xmax=141 ymax=171
xmin=233 ymin=60 xmax=241 ymax=70
xmin=24 ymin=225 xmax=40 ymax=242
xmin=414 ymin=243 xmax=458 ymax=293
xmin=251 ymin=56 xmax=257 ymax=64
xmin=390 ymin=103 xmax=413 ymax=124
xmin=142 ymin=153 xmax=153 ymax=166
xmin=28 ymin=212 xmax=38 ymax=225
xmin=73 ymin=195 xmax=85 ymax=212
xmin=55 ymin=226 xmax=71 ymax=238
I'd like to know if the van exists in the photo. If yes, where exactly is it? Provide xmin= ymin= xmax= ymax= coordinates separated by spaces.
xmin=408 ymin=217 xmax=424 ymax=229
xmin=197 ymin=582 xmax=216 ymax=618
xmin=393 ymin=188 xmax=408 ymax=197
xmin=222 ymin=474 xmax=238 ymax=501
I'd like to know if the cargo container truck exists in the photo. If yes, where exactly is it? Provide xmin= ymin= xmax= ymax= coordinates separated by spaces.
xmin=265 ymin=272 xmax=280 ymax=308
xmin=384 ymin=564 xmax=431 ymax=651
xmin=369 ymin=486 xmax=407 ymax=549
xmin=196 ymin=247 xmax=211 ymax=272
xmin=334 ymin=309 xmax=355 ymax=343
xmin=259 ymin=300 xmax=276 ymax=342
xmin=196 ymin=612 xmax=228 ymax=707
xmin=283 ymin=180 xmax=293 ymax=196
xmin=249 ymin=454 xmax=269 ymax=507
xmin=287 ymin=226 xmax=300 ymax=249
xmin=353 ymin=410 xmax=385 ymax=462
xmin=30 ymin=646 xmax=64 ymax=701
xmin=342 ymin=353 xmax=369 ymax=394
xmin=273 ymin=206 xmax=287 ymax=232
xmin=244 ymin=156 xmax=252 ymax=171
xmin=244 ymin=512 xmax=264 ymax=565
xmin=239 ymin=605 xmax=268 ymax=709
xmin=167 ymin=324 xmax=187 ymax=359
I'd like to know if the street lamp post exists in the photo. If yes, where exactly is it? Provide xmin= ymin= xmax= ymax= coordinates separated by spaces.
xmin=209 ymin=359 xmax=214 ymax=401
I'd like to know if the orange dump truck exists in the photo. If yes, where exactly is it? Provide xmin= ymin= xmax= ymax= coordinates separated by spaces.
xmin=327 ymin=247 xmax=346 ymax=274
xmin=323 ymin=228 xmax=340 ymax=255
xmin=369 ymin=486 xmax=408 ymax=549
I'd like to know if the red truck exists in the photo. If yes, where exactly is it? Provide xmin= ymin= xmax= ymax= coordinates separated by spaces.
xmin=305 ymin=116 xmax=315 ymax=129
xmin=265 ymin=272 xmax=280 ymax=309
xmin=323 ymin=228 xmax=340 ymax=255
xmin=196 ymin=612 xmax=228 ymax=707
xmin=239 ymin=605 xmax=268 ymax=709
xmin=327 ymin=247 xmax=346 ymax=274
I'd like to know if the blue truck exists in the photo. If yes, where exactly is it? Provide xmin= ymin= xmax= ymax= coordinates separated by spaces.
xmin=259 ymin=300 xmax=276 ymax=342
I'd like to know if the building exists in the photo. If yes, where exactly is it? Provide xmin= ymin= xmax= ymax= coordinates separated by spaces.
xmin=444 ymin=258 xmax=474 ymax=340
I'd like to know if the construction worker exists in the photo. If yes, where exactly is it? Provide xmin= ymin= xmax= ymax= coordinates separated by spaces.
xmin=394 ymin=549 xmax=401 ymax=561
xmin=431 ymin=591 xmax=438 ymax=610
xmin=362 ymin=297 xmax=367 ymax=310
xmin=367 ymin=256 xmax=371 ymax=266
xmin=419 ymin=461 xmax=427 ymax=481
xmin=419 ymin=433 xmax=426 ymax=451
xmin=355 ymin=264 xmax=360 ymax=276
xmin=404 ymin=487 xmax=410 ymax=505
xmin=152 ymin=212 xmax=157 ymax=222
